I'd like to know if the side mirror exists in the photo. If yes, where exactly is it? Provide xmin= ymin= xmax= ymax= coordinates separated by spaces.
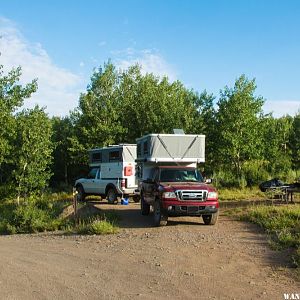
xmin=205 ymin=178 xmax=213 ymax=184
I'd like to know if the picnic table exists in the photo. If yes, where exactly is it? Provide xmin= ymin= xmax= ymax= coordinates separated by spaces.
xmin=265 ymin=185 xmax=300 ymax=203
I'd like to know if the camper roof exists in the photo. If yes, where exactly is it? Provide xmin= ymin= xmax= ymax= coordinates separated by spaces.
xmin=136 ymin=133 xmax=205 ymax=163
xmin=90 ymin=144 xmax=136 ymax=152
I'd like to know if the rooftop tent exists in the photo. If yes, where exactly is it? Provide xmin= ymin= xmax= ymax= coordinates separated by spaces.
xmin=136 ymin=134 xmax=205 ymax=163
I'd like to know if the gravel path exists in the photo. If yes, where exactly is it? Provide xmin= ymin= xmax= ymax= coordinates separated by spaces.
xmin=0 ymin=202 xmax=298 ymax=299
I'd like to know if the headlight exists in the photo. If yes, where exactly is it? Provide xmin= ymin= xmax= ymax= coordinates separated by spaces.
xmin=207 ymin=191 xmax=218 ymax=200
xmin=163 ymin=192 xmax=176 ymax=199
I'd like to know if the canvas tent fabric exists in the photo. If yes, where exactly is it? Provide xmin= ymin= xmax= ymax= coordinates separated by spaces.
xmin=136 ymin=134 xmax=205 ymax=163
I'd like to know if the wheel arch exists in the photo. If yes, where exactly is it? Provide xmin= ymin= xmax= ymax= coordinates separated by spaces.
xmin=76 ymin=183 xmax=84 ymax=191
xmin=105 ymin=183 xmax=117 ymax=196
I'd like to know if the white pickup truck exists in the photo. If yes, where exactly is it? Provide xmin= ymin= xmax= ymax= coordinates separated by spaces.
xmin=75 ymin=144 xmax=138 ymax=203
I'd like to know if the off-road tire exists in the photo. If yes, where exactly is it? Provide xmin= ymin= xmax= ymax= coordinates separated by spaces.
xmin=141 ymin=194 xmax=150 ymax=215
xmin=107 ymin=188 xmax=118 ymax=204
xmin=133 ymin=195 xmax=140 ymax=203
xmin=153 ymin=200 xmax=168 ymax=227
xmin=202 ymin=211 xmax=219 ymax=225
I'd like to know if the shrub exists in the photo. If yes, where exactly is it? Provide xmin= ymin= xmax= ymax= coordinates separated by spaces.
xmin=242 ymin=160 xmax=269 ymax=186
xmin=214 ymin=170 xmax=247 ymax=188
xmin=13 ymin=203 xmax=53 ymax=233
xmin=76 ymin=217 xmax=118 ymax=235
xmin=0 ymin=220 xmax=16 ymax=234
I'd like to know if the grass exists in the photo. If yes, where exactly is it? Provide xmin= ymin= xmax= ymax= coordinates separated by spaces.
xmin=219 ymin=188 xmax=300 ymax=273
xmin=75 ymin=217 xmax=118 ymax=235
xmin=0 ymin=192 xmax=120 ymax=236
xmin=218 ymin=187 xmax=267 ymax=202
xmin=240 ymin=205 xmax=300 ymax=265
xmin=224 ymin=204 xmax=300 ymax=272
xmin=0 ymin=194 xmax=72 ymax=234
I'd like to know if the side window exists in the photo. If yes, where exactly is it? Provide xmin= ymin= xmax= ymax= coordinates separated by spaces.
xmin=109 ymin=150 xmax=121 ymax=162
xmin=150 ymin=169 xmax=159 ymax=181
xmin=92 ymin=152 xmax=102 ymax=163
xmin=136 ymin=165 xmax=143 ymax=179
xmin=137 ymin=143 xmax=141 ymax=156
xmin=96 ymin=168 xmax=101 ymax=179
xmin=87 ymin=168 xmax=99 ymax=179
xmin=152 ymin=169 xmax=159 ymax=182
xmin=143 ymin=141 xmax=148 ymax=155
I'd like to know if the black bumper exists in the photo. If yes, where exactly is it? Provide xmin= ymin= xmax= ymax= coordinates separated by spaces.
xmin=165 ymin=205 xmax=218 ymax=216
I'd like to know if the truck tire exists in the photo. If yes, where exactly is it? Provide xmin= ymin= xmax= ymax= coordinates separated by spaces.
xmin=153 ymin=200 xmax=168 ymax=227
xmin=107 ymin=188 xmax=118 ymax=204
xmin=133 ymin=195 xmax=140 ymax=203
xmin=141 ymin=194 xmax=150 ymax=215
xmin=202 ymin=212 xmax=219 ymax=225
xmin=76 ymin=185 xmax=86 ymax=202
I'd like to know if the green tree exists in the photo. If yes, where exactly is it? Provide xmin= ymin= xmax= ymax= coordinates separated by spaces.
xmin=191 ymin=90 xmax=216 ymax=173
xmin=215 ymin=75 xmax=265 ymax=180
xmin=290 ymin=113 xmax=300 ymax=172
xmin=70 ymin=62 xmax=208 ymax=165
xmin=14 ymin=106 xmax=53 ymax=202
xmin=70 ymin=62 xmax=125 ymax=164
xmin=261 ymin=115 xmax=293 ymax=175
xmin=51 ymin=116 xmax=74 ymax=186
xmin=0 ymin=65 xmax=37 ymax=175
xmin=118 ymin=64 xmax=201 ymax=142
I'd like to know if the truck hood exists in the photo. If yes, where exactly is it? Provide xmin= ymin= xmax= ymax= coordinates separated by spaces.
xmin=160 ymin=182 xmax=216 ymax=192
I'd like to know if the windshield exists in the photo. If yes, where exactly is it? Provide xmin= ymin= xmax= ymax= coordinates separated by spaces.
xmin=159 ymin=168 xmax=203 ymax=183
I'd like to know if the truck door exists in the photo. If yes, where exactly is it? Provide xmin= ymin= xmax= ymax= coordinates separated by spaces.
xmin=143 ymin=168 xmax=159 ymax=204
xmin=84 ymin=167 xmax=99 ymax=193
xmin=92 ymin=167 xmax=106 ymax=195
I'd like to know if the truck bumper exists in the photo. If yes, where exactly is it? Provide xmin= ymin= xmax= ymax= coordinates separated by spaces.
xmin=162 ymin=200 xmax=219 ymax=216
xmin=117 ymin=187 xmax=138 ymax=196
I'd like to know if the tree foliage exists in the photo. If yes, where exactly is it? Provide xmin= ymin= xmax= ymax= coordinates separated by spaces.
xmin=215 ymin=75 xmax=265 ymax=177
xmin=14 ymin=106 xmax=53 ymax=201
xmin=0 ymin=62 xmax=299 ymax=192
xmin=290 ymin=113 xmax=300 ymax=171
xmin=69 ymin=62 xmax=208 ymax=164
xmin=0 ymin=65 xmax=37 ymax=168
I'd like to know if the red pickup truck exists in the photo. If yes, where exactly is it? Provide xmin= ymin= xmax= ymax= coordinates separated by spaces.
xmin=140 ymin=165 xmax=219 ymax=226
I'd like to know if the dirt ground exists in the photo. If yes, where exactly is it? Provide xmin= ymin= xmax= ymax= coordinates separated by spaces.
xmin=0 ymin=201 xmax=298 ymax=300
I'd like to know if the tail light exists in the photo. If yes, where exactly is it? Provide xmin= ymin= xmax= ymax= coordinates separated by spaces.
xmin=124 ymin=166 xmax=133 ymax=176
xmin=121 ymin=179 xmax=127 ymax=189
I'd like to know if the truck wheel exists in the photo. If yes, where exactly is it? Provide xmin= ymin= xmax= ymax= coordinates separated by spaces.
xmin=133 ymin=195 xmax=140 ymax=203
xmin=153 ymin=200 xmax=168 ymax=227
xmin=76 ymin=185 xmax=86 ymax=202
xmin=141 ymin=194 xmax=150 ymax=215
xmin=202 ymin=212 xmax=219 ymax=225
xmin=107 ymin=188 xmax=118 ymax=204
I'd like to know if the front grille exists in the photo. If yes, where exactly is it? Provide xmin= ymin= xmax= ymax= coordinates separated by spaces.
xmin=175 ymin=190 xmax=207 ymax=201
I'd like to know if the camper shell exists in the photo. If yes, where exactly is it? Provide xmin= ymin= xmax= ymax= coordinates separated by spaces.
xmin=89 ymin=144 xmax=137 ymax=167
xmin=136 ymin=134 xmax=205 ymax=183
xmin=75 ymin=144 xmax=138 ymax=203
xmin=136 ymin=133 xmax=205 ymax=164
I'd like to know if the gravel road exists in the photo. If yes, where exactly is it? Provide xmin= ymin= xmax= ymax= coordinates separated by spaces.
xmin=0 ymin=202 xmax=298 ymax=300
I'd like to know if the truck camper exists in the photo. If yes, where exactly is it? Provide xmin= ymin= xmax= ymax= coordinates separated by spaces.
xmin=75 ymin=144 xmax=138 ymax=203
xmin=136 ymin=133 xmax=219 ymax=226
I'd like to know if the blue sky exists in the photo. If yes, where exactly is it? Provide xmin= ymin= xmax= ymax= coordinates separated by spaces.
xmin=0 ymin=0 xmax=299 ymax=117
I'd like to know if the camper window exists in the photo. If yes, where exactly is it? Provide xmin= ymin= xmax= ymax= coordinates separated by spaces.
xmin=137 ymin=143 xmax=141 ymax=156
xmin=109 ymin=150 xmax=121 ymax=162
xmin=143 ymin=141 xmax=148 ymax=155
xmin=92 ymin=152 xmax=102 ymax=163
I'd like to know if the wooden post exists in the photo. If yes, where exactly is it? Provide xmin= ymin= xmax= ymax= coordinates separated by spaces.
xmin=73 ymin=187 xmax=78 ymax=224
